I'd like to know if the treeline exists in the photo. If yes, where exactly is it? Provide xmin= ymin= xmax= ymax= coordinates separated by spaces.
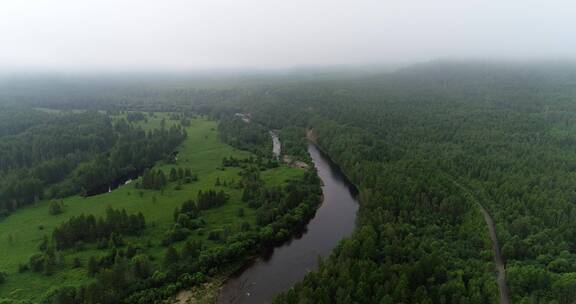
xmin=0 ymin=111 xmax=114 ymax=214
xmin=52 ymin=207 xmax=146 ymax=250
xmin=0 ymin=106 xmax=50 ymax=137
xmin=18 ymin=207 xmax=146 ymax=280
xmin=251 ymin=62 xmax=576 ymax=303
xmin=42 ymin=123 xmax=322 ymax=304
xmin=0 ymin=110 xmax=186 ymax=217
xmin=218 ymin=115 xmax=271 ymax=157
xmin=43 ymin=173 xmax=321 ymax=304
xmin=279 ymin=127 xmax=311 ymax=163
xmin=163 ymin=190 xmax=228 ymax=245
xmin=135 ymin=167 xmax=197 ymax=190
xmin=138 ymin=169 xmax=168 ymax=190
xmin=0 ymin=111 xmax=114 ymax=173
xmin=12 ymin=61 xmax=576 ymax=302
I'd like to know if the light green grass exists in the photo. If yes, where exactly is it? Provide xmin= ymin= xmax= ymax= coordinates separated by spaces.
xmin=0 ymin=115 xmax=303 ymax=302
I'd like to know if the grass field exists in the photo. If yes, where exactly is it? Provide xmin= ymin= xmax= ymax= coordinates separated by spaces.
xmin=0 ymin=114 xmax=303 ymax=302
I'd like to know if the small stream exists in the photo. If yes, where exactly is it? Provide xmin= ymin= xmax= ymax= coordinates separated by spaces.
xmin=270 ymin=130 xmax=281 ymax=160
xmin=216 ymin=133 xmax=359 ymax=303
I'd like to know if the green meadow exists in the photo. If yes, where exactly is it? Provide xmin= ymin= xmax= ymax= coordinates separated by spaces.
xmin=0 ymin=115 xmax=303 ymax=302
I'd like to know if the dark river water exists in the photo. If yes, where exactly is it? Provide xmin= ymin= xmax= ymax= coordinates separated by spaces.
xmin=217 ymin=143 xmax=359 ymax=304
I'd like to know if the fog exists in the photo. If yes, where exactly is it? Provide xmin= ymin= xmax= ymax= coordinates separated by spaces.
xmin=1 ymin=0 xmax=575 ymax=72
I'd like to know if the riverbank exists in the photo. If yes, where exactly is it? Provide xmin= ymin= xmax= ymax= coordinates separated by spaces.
xmin=0 ymin=116 xmax=305 ymax=302
xmin=215 ymin=143 xmax=359 ymax=304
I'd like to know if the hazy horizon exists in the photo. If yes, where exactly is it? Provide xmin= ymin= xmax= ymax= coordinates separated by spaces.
xmin=1 ymin=0 xmax=576 ymax=72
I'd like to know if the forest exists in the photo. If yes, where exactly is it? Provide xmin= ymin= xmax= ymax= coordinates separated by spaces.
xmin=0 ymin=105 xmax=320 ymax=303
xmin=0 ymin=109 xmax=186 ymax=217
xmin=2 ymin=61 xmax=576 ymax=302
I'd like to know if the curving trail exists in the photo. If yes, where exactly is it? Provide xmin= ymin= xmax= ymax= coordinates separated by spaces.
xmin=451 ymin=180 xmax=510 ymax=304
xmin=477 ymin=201 xmax=510 ymax=304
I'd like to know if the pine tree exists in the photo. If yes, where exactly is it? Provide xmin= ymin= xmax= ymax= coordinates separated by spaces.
xmin=132 ymin=255 xmax=152 ymax=279
xmin=173 ymin=207 xmax=180 ymax=221
xmin=87 ymin=256 xmax=98 ymax=276
xmin=169 ymin=168 xmax=178 ymax=182
xmin=164 ymin=246 xmax=180 ymax=266
xmin=156 ymin=170 xmax=167 ymax=190
xmin=181 ymin=240 xmax=201 ymax=260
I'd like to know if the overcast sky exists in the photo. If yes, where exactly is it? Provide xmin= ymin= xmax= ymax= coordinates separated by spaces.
xmin=0 ymin=0 xmax=575 ymax=71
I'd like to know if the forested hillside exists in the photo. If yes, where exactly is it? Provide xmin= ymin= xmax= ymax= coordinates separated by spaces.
xmin=0 ymin=109 xmax=186 ymax=217
xmin=0 ymin=108 xmax=321 ymax=303
xmin=252 ymin=62 xmax=576 ymax=303
xmin=2 ymin=61 xmax=576 ymax=303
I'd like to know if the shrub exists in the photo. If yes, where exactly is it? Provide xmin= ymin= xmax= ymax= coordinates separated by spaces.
xmin=48 ymin=200 xmax=64 ymax=215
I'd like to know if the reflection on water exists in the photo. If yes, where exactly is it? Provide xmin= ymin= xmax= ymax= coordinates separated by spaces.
xmin=217 ymin=144 xmax=359 ymax=304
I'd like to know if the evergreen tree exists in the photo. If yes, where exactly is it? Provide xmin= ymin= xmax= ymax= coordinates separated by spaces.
xmin=87 ymin=256 xmax=98 ymax=277
xmin=164 ymin=246 xmax=180 ymax=267
xmin=169 ymin=168 xmax=177 ymax=182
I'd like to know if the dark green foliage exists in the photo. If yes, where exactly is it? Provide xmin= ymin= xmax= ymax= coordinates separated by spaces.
xmin=73 ymin=257 xmax=82 ymax=268
xmin=279 ymin=127 xmax=310 ymax=162
xmin=0 ymin=270 xmax=7 ymax=284
xmin=218 ymin=116 xmax=271 ymax=157
xmin=139 ymin=169 xmax=168 ymax=190
xmin=164 ymin=246 xmax=179 ymax=267
xmin=0 ymin=109 xmax=186 ymax=216
xmin=196 ymin=189 xmax=228 ymax=210
xmin=266 ymin=62 xmax=576 ymax=303
xmin=17 ymin=66 xmax=567 ymax=302
xmin=48 ymin=200 xmax=64 ymax=215
xmin=0 ymin=111 xmax=114 ymax=210
xmin=168 ymin=167 xmax=194 ymax=184
xmin=169 ymin=167 xmax=177 ymax=182
xmin=132 ymin=254 xmax=152 ymax=279
xmin=28 ymin=246 xmax=58 ymax=276
xmin=87 ymin=256 xmax=98 ymax=277
xmin=0 ymin=106 xmax=49 ymax=137
xmin=207 ymin=229 xmax=224 ymax=241
xmin=52 ymin=207 xmax=146 ymax=250
xmin=181 ymin=240 xmax=202 ymax=259
xmin=161 ymin=226 xmax=191 ymax=246
xmin=18 ymin=263 xmax=29 ymax=273
xmin=0 ymin=89 xmax=325 ymax=303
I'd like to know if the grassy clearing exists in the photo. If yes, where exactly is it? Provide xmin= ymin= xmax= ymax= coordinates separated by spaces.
xmin=0 ymin=115 xmax=303 ymax=302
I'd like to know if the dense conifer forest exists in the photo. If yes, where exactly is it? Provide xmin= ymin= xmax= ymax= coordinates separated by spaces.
xmin=0 ymin=101 xmax=321 ymax=302
xmin=2 ymin=61 xmax=576 ymax=302
xmin=0 ymin=110 xmax=187 ymax=217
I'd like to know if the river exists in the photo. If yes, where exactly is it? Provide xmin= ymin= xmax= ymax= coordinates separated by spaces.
xmin=270 ymin=130 xmax=281 ymax=160
xmin=216 ymin=135 xmax=359 ymax=303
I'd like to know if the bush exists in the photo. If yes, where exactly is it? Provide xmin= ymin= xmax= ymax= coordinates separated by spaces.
xmin=208 ymin=229 xmax=224 ymax=241
xmin=73 ymin=257 xmax=82 ymax=268
xmin=161 ymin=227 xmax=190 ymax=246
xmin=18 ymin=263 xmax=29 ymax=273
xmin=0 ymin=271 xmax=7 ymax=284
xmin=48 ymin=200 xmax=64 ymax=215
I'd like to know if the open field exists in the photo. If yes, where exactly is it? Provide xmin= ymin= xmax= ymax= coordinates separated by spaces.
xmin=0 ymin=114 xmax=303 ymax=302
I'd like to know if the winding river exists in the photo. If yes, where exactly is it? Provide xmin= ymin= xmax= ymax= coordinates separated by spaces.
xmin=216 ymin=135 xmax=359 ymax=303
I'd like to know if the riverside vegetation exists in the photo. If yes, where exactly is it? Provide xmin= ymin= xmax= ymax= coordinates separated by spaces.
xmin=2 ymin=61 xmax=576 ymax=303
xmin=0 ymin=109 xmax=320 ymax=303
